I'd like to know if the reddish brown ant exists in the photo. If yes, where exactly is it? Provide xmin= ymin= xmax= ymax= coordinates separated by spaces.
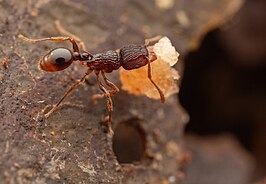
xmin=18 ymin=21 xmax=165 ymax=133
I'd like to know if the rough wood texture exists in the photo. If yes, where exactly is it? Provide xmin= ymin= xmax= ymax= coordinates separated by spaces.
xmin=0 ymin=0 xmax=242 ymax=183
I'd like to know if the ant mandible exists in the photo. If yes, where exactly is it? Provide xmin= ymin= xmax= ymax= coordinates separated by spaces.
xmin=19 ymin=21 xmax=165 ymax=133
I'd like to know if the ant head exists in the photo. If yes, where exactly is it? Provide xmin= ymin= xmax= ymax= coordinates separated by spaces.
xmin=39 ymin=47 xmax=74 ymax=72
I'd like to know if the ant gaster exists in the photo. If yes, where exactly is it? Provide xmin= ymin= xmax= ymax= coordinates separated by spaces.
xmin=19 ymin=21 xmax=165 ymax=133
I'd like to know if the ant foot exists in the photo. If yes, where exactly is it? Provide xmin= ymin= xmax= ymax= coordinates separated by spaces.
xmin=43 ymin=105 xmax=56 ymax=118
xmin=107 ymin=121 xmax=114 ymax=138
xmin=100 ymin=115 xmax=114 ymax=137
xmin=92 ymin=94 xmax=104 ymax=105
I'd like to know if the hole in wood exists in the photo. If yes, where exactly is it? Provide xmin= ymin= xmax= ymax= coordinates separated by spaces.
xmin=112 ymin=119 xmax=146 ymax=163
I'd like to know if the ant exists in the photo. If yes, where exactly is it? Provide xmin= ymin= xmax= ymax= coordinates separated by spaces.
xmin=19 ymin=21 xmax=165 ymax=134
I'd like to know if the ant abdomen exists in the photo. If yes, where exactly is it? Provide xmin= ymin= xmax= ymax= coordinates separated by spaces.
xmin=120 ymin=44 xmax=149 ymax=70
xmin=39 ymin=48 xmax=74 ymax=72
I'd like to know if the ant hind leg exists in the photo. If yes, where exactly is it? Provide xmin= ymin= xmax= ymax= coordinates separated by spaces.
xmin=144 ymin=35 xmax=163 ymax=46
xmin=147 ymin=60 xmax=165 ymax=103
xmin=95 ymin=72 xmax=114 ymax=136
xmin=44 ymin=69 xmax=93 ymax=118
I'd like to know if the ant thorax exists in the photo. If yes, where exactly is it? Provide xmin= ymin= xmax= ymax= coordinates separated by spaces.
xmin=87 ymin=50 xmax=121 ymax=73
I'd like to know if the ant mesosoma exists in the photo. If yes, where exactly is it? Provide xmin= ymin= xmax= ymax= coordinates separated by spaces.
xmin=19 ymin=21 xmax=165 ymax=133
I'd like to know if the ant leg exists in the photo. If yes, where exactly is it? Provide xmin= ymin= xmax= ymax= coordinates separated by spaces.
xmin=44 ymin=69 xmax=93 ymax=118
xmin=54 ymin=20 xmax=86 ymax=51
xmin=92 ymin=71 xmax=119 ymax=102
xmin=18 ymin=34 xmax=74 ymax=43
xmin=147 ymin=60 xmax=165 ymax=103
xmin=91 ymin=94 xmax=105 ymax=104
xmin=144 ymin=36 xmax=165 ymax=103
xmin=95 ymin=72 xmax=114 ymax=134
xmin=145 ymin=36 xmax=162 ymax=56
xmin=18 ymin=34 xmax=80 ymax=52
xmin=101 ymin=71 xmax=119 ymax=95
xmin=144 ymin=35 xmax=163 ymax=46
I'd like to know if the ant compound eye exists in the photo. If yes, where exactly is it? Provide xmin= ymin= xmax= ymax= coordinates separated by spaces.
xmin=50 ymin=48 xmax=72 ymax=65
xmin=39 ymin=48 xmax=73 ymax=72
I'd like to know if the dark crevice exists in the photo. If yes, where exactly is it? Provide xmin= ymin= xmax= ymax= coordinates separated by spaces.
xmin=112 ymin=119 xmax=146 ymax=164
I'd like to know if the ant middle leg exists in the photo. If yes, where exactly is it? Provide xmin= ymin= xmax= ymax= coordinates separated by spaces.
xmin=101 ymin=72 xmax=119 ymax=95
xmin=92 ymin=71 xmax=119 ymax=103
xmin=44 ymin=69 xmax=93 ymax=118
xmin=95 ymin=71 xmax=114 ymax=134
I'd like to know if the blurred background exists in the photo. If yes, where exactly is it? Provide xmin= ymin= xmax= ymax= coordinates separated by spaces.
xmin=179 ymin=0 xmax=266 ymax=182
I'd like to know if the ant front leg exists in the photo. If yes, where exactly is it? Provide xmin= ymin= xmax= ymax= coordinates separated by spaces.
xmin=94 ymin=71 xmax=114 ymax=135
xmin=18 ymin=34 xmax=80 ymax=52
xmin=44 ymin=69 xmax=93 ymax=118
xmin=54 ymin=20 xmax=87 ymax=51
